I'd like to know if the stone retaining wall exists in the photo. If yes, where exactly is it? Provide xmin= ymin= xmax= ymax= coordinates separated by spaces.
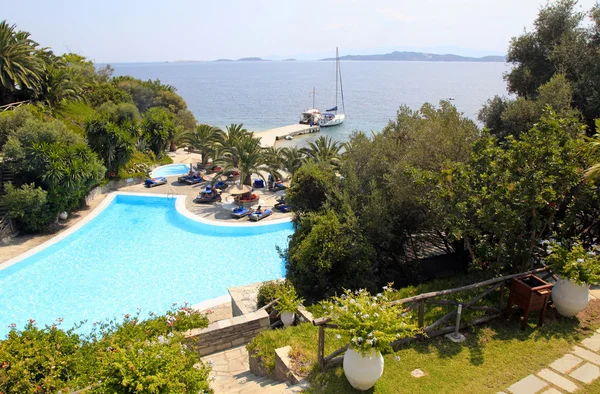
xmin=85 ymin=177 xmax=145 ymax=205
xmin=185 ymin=309 xmax=270 ymax=356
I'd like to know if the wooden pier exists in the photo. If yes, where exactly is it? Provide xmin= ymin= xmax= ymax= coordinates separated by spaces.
xmin=257 ymin=124 xmax=320 ymax=148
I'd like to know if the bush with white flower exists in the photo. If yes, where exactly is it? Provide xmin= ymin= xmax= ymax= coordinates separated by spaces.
xmin=544 ymin=239 xmax=600 ymax=285
xmin=321 ymin=285 xmax=421 ymax=355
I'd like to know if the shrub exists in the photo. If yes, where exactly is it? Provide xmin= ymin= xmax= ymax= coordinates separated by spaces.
xmin=256 ymin=281 xmax=285 ymax=309
xmin=286 ymin=162 xmax=338 ymax=214
xmin=0 ymin=306 xmax=212 ymax=394
xmin=1 ymin=183 xmax=56 ymax=232
xmin=274 ymin=283 xmax=304 ymax=314
xmin=285 ymin=208 xmax=377 ymax=303
xmin=321 ymin=286 xmax=421 ymax=355
xmin=545 ymin=240 xmax=600 ymax=285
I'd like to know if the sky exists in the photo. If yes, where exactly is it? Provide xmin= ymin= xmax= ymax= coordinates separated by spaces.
xmin=3 ymin=0 xmax=599 ymax=63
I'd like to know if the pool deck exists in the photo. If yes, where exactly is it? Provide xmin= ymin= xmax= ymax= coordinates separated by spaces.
xmin=0 ymin=174 xmax=292 ymax=266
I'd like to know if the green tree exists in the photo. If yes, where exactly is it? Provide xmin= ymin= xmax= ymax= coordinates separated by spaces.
xmin=214 ymin=134 xmax=273 ymax=186
xmin=85 ymin=83 xmax=132 ymax=108
xmin=86 ymin=116 xmax=135 ymax=177
xmin=141 ymin=107 xmax=175 ymax=158
xmin=286 ymin=162 xmax=338 ymax=214
xmin=0 ymin=21 xmax=44 ymax=104
xmin=302 ymin=136 xmax=342 ymax=168
xmin=284 ymin=206 xmax=377 ymax=302
xmin=438 ymin=111 xmax=584 ymax=273
xmin=183 ymin=124 xmax=222 ymax=164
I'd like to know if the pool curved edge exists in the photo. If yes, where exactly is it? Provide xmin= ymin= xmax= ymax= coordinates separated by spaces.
xmin=1 ymin=191 xmax=293 ymax=272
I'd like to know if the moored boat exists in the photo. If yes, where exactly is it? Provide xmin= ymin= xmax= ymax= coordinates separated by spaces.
xmin=319 ymin=47 xmax=345 ymax=128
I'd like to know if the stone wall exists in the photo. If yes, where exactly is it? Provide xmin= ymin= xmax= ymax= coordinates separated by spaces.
xmin=85 ymin=177 xmax=145 ymax=205
xmin=185 ymin=309 xmax=270 ymax=356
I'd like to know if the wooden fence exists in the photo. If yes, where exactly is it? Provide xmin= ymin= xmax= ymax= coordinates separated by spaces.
xmin=313 ymin=267 xmax=556 ymax=371
xmin=0 ymin=100 xmax=31 ymax=112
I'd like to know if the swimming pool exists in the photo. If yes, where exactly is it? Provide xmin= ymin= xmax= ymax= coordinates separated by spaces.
xmin=151 ymin=163 xmax=191 ymax=178
xmin=0 ymin=194 xmax=293 ymax=336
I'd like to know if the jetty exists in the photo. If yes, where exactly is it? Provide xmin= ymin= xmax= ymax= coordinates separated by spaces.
xmin=257 ymin=124 xmax=320 ymax=148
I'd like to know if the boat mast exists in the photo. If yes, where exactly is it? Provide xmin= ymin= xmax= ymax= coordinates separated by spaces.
xmin=335 ymin=47 xmax=339 ymax=112
xmin=312 ymin=87 xmax=316 ymax=108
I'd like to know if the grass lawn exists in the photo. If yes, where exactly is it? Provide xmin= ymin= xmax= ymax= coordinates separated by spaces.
xmin=306 ymin=299 xmax=600 ymax=393
xmin=247 ymin=270 xmax=600 ymax=393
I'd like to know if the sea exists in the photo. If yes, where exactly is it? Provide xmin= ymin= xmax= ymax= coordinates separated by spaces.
xmin=111 ymin=61 xmax=509 ymax=147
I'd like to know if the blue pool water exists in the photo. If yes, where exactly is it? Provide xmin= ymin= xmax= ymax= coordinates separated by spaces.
xmin=151 ymin=163 xmax=191 ymax=178
xmin=0 ymin=194 xmax=293 ymax=336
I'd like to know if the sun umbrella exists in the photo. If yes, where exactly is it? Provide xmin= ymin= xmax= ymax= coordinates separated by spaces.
xmin=227 ymin=184 xmax=252 ymax=195
xmin=179 ymin=156 xmax=199 ymax=171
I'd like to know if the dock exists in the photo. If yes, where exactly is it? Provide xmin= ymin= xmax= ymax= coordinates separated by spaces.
xmin=257 ymin=124 xmax=320 ymax=148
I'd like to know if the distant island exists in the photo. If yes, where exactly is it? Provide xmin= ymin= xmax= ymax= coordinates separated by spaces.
xmin=320 ymin=51 xmax=506 ymax=62
xmin=214 ymin=59 xmax=234 ymax=62
xmin=237 ymin=57 xmax=269 ymax=62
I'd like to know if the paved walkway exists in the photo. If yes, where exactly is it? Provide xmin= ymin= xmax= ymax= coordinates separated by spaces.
xmin=201 ymin=346 xmax=306 ymax=393
xmin=502 ymin=329 xmax=600 ymax=393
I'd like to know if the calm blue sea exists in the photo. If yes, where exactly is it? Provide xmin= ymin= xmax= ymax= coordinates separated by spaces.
xmin=111 ymin=61 xmax=509 ymax=146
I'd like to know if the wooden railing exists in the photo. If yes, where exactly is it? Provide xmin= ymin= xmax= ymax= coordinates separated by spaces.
xmin=313 ymin=267 xmax=556 ymax=370
xmin=0 ymin=100 xmax=31 ymax=112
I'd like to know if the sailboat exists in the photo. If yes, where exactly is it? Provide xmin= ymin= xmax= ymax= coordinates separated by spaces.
xmin=319 ymin=47 xmax=345 ymax=127
xmin=299 ymin=87 xmax=322 ymax=125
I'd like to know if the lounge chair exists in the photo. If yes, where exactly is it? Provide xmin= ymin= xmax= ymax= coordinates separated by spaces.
xmin=253 ymin=179 xmax=265 ymax=188
xmin=184 ymin=175 xmax=205 ymax=185
xmin=194 ymin=193 xmax=221 ymax=204
xmin=214 ymin=181 xmax=228 ymax=191
xmin=273 ymin=202 xmax=290 ymax=213
xmin=249 ymin=209 xmax=273 ymax=221
xmin=269 ymin=182 xmax=287 ymax=192
xmin=145 ymin=177 xmax=167 ymax=187
xmin=231 ymin=206 xmax=253 ymax=219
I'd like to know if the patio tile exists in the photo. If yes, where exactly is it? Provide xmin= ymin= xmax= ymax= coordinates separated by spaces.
xmin=537 ymin=368 xmax=578 ymax=393
xmin=540 ymin=389 xmax=563 ymax=394
xmin=571 ymin=346 xmax=600 ymax=365
xmin=507 ymin=374 xmax=548 ymax=394
xmin=581 ymin=333 xmax=600 ymax=352
xmin=550 ymin=354 xmax=584 ymax=374
xmin=569 ymin=362 xmax=600 ymax=384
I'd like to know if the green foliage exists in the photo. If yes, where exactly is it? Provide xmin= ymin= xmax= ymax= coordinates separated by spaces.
xmin=256 ymin=281 xmax=285 ymax=309
xmin=85 ymin=82 xmax=133 ymax=108
xmin=142 ymin=107 xmax=175 ymax=158
xmin=321 ymin=286 xmax=421 ymax=355
xmin=0 ymin=20 xmax=44 ymax=104
xmin=0 ymin=307 xmax=211 ymax=394
xmin=0 ymin=104 xmax=39 ymax=149
xmin=54 ymin=100 xmax=97 ymax=135
xmin=285 ymin=207 xmax=377 ymax=303
xmin=274 ymin=282 xmax=304 ymax=314
xmin=1 ymin=183 xmax=55 ymax=232
xmin=112 ymin=76 xmax=183 ymax=114
xmin=302 ymin=136 xmax=342 ymax=168
xmin=86 ymin=116 xmax=135 ymax=177
xmin=183 ymin=124 xmax=221 ymax=164
xmin=545 ymin=240 xmax=600 ymax=285
xmin=3 ymin=117 xmax=105 ymax=215
xmin=505 ymin=0 xmax=600 ymax=130
xmin=286 ymin=162 xmax=338 ymax=214
xmin=438 ymin=111 xmax=584 ymax=272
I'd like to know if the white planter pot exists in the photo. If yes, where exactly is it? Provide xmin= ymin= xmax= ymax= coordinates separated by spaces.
xmin=280 ymin=311 xmax=295 ymax=327
xmin=552 ymin=278 xmax=590 ymax=317
xmin=343 ymin=348 xmax=384 ymax=391
xmin=58 ymin=211 xmax=68 ymax=220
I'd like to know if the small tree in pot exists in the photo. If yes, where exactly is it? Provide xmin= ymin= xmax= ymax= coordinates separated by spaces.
xmin=545 ymin=240 xmax=600 ymax=317
xmin=321 ymin=285 xmax=421 ymax=391
xmin=274 ymin=283 xmax=304 ymax=328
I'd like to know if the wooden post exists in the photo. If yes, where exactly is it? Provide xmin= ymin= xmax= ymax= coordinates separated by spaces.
xmin=318 ymin=325 xmax=325 ymax=371
xmin=418 ymin=300 xmax=425 ymax=328
xmin=498 ymin=282 xmax=505 ymax=310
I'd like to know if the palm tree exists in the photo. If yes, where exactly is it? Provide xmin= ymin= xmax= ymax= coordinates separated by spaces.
xmin=0 ymin=21 xmax=44 ymax=104
xmin=39 ymin=59 xmax=84 ymax=107
xmin=214 ymin=134 xmax=276 ymax=187
xmin=280 ymin=146 xmax=305 ymax=176
xmin=219 ymin=123 xmax=253 ymax=150
xmin=302 ymin=136 xmax=343 ymax=167
xmin=184 ymin=124 xmax=222 ymax=164
xmin=585 ymin=132 xmax=600 ymax=181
